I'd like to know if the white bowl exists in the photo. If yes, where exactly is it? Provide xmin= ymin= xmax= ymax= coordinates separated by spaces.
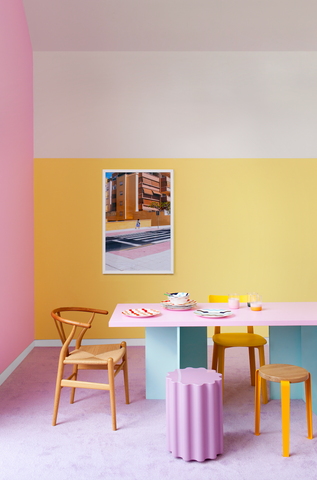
xmin=167 ymin=292 xmax=190 ymax=305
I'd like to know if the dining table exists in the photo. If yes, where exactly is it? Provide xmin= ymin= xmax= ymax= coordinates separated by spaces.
xmin=109 ymin=302 xmax=317 ymax=413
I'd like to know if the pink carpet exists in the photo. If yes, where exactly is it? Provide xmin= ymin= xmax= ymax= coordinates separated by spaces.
xmin=1 ymin=345 xmax=317 ymax=480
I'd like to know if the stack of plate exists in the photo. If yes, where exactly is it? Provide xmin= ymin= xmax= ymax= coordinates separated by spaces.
xmin=161 ymin=298 xmax=197 ymax=310
xmin=193 ymin=309 xmax=232 ymax=318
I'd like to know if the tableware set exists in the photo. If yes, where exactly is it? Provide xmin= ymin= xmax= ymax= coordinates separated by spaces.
xmin=165 ymin=292 xmax=190 ymax=304
xmin=121 ymin=291 xmax=263 ymax=317
xmin=161 ymin=292 xmax=197 ymax=310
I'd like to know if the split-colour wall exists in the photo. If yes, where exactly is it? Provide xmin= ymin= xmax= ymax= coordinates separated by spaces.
xmin=0 ymin=0 xmax=34 ymax=376
xmin=33 ymin=52 xmax=317 ymax=341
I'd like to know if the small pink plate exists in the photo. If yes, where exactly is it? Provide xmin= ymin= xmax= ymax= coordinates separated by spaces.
xmin=122 ymin=308 xmax=161 ymax=318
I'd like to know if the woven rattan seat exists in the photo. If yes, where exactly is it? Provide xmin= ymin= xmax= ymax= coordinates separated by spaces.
xmin=66 ymin=345 xmax=125 ymax=365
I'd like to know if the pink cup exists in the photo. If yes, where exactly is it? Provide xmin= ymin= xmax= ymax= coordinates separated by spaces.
xmin=228 ymin=295 xmax=240 ymax=309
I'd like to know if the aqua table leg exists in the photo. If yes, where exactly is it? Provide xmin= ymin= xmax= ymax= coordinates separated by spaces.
xmin=301 ymin=326 xmax=317 ymax=414
xmin=145 ymin=326 xmax=207 ymax=399
xmin=269 ymin=326 xmax=303 ymax=400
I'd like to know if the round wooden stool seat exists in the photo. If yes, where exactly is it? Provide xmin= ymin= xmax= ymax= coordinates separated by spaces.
xmin=259 ymin=364 xmax=309 ymax=384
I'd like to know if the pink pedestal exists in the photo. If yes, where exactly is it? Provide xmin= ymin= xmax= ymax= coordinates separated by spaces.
xmin=166 ymin=367 xmax=223 ymax=462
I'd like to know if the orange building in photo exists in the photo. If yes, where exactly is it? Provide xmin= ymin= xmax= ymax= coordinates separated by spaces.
xmin=105 ymin=171 xmax=171 ymax=226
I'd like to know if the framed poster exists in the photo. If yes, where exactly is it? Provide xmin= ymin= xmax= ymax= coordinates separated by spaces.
xmin=103 ymin=170 xmax=173 ymax=274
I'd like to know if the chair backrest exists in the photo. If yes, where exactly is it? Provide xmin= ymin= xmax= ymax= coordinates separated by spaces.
xmin=208 ymin=295 xmax=253 ymax=334
xmin=208 ymin=294 xmax=248 ymax=303
xmin=51 ymin=307 xmax=108 ymax=356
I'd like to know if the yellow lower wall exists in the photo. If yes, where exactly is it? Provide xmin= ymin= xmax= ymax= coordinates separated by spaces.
xmin=34 ymin=158 xmax=317 ymax=340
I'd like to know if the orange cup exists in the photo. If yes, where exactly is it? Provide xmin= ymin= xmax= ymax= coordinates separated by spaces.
xmin=251 ymin=294 xmax=262 ymax=311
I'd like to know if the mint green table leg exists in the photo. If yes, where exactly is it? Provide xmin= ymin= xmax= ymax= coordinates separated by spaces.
xmin=301 ymin=326 xmax=317 ymax=413
xmin=145 ymin=326 xmax=207 ymax=399
xmin=178 ymin=326 xmax=207 ymax=368
xmin=269 ymin=326 xmax=303 ymax=399
xmin=145 ymin=327 xmax=178 ymax=399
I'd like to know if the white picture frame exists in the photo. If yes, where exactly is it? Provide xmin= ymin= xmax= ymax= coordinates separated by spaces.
xmin=103 ymin=169 xmax=174 ymax=274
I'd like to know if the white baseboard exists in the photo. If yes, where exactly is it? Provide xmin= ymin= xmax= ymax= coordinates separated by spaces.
xmin=0 ymin=342 xmax=35 ymax=386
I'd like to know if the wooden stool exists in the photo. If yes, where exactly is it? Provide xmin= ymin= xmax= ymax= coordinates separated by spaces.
xmin=255 ymin=364 xmax=313 ymax=457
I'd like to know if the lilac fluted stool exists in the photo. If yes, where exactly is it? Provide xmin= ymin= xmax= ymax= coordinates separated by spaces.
xmin=166 ymin=367 xmax=223 ymax=462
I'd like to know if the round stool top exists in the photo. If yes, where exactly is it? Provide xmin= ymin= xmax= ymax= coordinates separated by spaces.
xmin=167 ymin=367 xmax=222 ymax=386
xmin=259 ymin=364 xmax=310 ymax=383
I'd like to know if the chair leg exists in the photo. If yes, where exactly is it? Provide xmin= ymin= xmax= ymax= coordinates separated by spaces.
xmin=281 ymin=380 xmax=290 ymax=457
xmin=217 ymin=346 xmax=225 ymax=400
xmin=258 ymin=346 xmax=268 ymax=404
xmin=305 ymin=373 xmax=313 ymax=440
xmin=52 ymin=361 xmax=64 ymax=426
xmin=121 ymin=342 xmax=130 ymax=404
xmin=255 ymin=369 xmax=261 ymax=436
xmin=212 ymin=343 xmax=218 ymax=371
xmin=70 ymin=364 xmax=78 ymax=404
xmin=249 ymin=347 xmax=256 ymax=386
xmin=108 ymin=358 xmax=117 ymax=431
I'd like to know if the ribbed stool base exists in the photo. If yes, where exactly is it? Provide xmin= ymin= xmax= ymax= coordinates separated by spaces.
xmin=166 ymin=367 xmax=223 ymax=462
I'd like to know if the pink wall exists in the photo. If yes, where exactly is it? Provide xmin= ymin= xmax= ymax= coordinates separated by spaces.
xmin=0 ymin=0 xmax=34 ymax=374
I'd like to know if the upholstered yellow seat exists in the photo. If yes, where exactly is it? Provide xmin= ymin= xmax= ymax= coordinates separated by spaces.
xmin=209 ymin=294 xmax=268 ymax=403
xmin=213 ymin=332 xmax=267 ymax=348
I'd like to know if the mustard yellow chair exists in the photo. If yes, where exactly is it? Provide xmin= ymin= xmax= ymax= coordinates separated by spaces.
xmin=209 ymin=294 xmax=268 ymax=403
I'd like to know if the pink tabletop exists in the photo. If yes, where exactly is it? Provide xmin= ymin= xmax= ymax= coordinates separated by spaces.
xmin=109 ymin=302 xmax=317 ymax=327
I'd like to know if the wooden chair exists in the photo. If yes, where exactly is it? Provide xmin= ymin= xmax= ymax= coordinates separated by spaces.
xmin=51 ymin=307 xmax=129 ymax=431
xmin=209 ymin=294 xmax=268 ymax=403
xmin=255 ymin=364 xmax=313 ymax=456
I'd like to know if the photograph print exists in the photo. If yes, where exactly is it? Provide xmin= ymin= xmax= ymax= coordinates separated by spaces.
xmin=103 ymin=170 xmax=173 ymax=274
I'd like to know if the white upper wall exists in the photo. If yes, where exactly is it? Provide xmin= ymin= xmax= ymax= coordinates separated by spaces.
xmin=28 ymin=1 xmax=317 ymax=158
xmin=34 ymin=51 xmax=317 ymax=158
xmin=24 ymin=0 xmax=317 ymax=51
